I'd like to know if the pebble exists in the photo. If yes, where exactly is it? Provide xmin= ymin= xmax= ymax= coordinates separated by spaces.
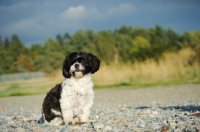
xmin=196 ymin=125 xmax=200 ymax=131
xmin=93 ymin=122 xmax=104 ymax=129
xmin=169 ymin=120 xmax=177 ymax=126
xmin=116 ymin=120 xmax=131 ymax=127
xmin=32 ymin=125 xmax=40 ymax=131
xmin=16 ymin=127 xmax=25 ymax=132
xmin=104 ymin=125 xmax=112 ymax=131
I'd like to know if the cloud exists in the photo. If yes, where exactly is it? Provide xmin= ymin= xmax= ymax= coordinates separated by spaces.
xmin=61 ymin=5 xmax=87 ymax=20
xmin=61 ymin=5 xmax=103 ymax=23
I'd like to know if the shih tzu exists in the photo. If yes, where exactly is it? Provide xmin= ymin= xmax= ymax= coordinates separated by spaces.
xmin=39 ymin=52 xmax=100 ymax=126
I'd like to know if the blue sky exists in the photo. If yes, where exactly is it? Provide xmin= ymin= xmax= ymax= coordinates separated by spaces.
xmin=0 ymin=0 xmax=200 ymax=46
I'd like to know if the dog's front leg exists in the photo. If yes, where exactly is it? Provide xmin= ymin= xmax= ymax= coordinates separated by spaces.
xmin=80 ymin=102 xmax=93 ymax=123
xmin=80 ymin=108 xmax=90 ymax=123
xmin=60 ymin=98 xmax=74 ymax=125
xmin=62 ymin=109 xmax=74 ymax=125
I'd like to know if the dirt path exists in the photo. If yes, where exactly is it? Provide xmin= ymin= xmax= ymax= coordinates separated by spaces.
xmin=0 ymin=84 xmax=199 ymax=110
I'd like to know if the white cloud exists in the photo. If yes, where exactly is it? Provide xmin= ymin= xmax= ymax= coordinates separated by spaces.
xmin=62 ymin=5 xmax=87 ymax=20
xmin=61 ymin=5 xmax=103 ymax=22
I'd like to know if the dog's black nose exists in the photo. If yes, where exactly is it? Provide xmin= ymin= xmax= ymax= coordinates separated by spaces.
xmin=75 ymin=64 xmax=79 ymax=68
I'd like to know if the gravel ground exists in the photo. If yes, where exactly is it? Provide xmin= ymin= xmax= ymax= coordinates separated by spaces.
xmin=0 ymin=84 xmax=200 ymax=132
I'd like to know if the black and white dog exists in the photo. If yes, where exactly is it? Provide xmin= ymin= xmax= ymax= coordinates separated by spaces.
xmin=40 ymin=52 xmax=100 ymax=126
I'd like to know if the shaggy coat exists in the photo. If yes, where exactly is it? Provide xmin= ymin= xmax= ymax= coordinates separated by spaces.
xmin=41 ymin=52 xmax=100 ymax=126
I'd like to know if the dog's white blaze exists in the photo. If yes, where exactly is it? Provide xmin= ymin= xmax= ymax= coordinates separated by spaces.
xmin=51 ymin=109 xmax=62 ymax=116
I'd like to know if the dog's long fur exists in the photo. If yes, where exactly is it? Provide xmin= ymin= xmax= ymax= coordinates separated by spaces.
xmin=40 ymin=52 xmax=100 ymax=126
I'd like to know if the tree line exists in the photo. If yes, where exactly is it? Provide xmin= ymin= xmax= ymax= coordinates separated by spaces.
xmin=0 ymin=25 xmax=200 ymax=74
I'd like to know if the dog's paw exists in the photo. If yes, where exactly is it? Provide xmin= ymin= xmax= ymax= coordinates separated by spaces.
xmin=64 ymin=119 xmax=75 ymax=125
xmin=80 ymin=115 xmax=89 ymax=123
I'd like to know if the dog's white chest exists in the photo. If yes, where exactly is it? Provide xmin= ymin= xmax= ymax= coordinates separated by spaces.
xmin=60 ymin=75 xmax=94 ymax=108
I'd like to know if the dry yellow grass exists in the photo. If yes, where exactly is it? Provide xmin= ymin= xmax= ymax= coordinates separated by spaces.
xmin=92 ymin=48 xmax=200 ymax=86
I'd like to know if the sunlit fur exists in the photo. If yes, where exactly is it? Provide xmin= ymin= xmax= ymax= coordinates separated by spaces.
xmin=41 ymin=52 xmax=100 ymax=126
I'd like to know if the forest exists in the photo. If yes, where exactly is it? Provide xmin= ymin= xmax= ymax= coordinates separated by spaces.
xmin=0 ymin=25 xmax=200 ymax=74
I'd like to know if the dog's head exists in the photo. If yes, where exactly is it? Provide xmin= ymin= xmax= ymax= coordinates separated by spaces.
xmin=62 ymin=52 xmax=100 ymax=78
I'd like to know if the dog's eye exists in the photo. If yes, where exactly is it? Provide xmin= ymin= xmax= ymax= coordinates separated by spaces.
xmin=70 ymin=59 xmax=76 ymax=65
xmin=80 ymin=60 xmax=84 ymax=64
xmin=77 ymin=58 xmax=85 ymax=65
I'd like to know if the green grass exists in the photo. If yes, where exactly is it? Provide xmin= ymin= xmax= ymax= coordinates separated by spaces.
xmin=0 ymin=76 xmax=199 ymax=97
xmin=94 ymin=76 xmax=200 ymax=90
xmin=0 ymin=83 xmax=48 ymax=97
xmin=0 ymin=78 xmax=61 ymax=97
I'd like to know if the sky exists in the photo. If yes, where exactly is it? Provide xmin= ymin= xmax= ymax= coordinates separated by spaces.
xmin=0 ymin=0 xmax=200 ymax=46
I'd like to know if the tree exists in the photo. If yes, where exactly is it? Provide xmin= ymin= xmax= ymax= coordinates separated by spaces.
xmin=114 ymin=34 xmax=132 ymax=62
xmin=4 ymin=38 xmax=10 ymax=48
xmin=188 ymin=31 xmax=200 ymax=64
xmin=11 ymin=54 xmax=35 ymax=72
xmin=93 ymin=31 xmax=116 ymax=64
xmin=129 ymin=36 xmax=151 ymax=61
xmin=9 ymin=34 xmax=28 ymax=60
xmin=43 ymin=37 xmax=63 ymax=54
xmin=0 ymin=36 xmax=2 ymax=47
xmin=166 ymin=28 xmax=182 ymax=50
xmin=30 ymin=43 xmax=43 ymax=60
xmin=56 ymin=34 xmax=64 ymax=47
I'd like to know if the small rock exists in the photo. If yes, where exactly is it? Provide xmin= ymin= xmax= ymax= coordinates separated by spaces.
xmin=161 ymin=125 xmax=170 ymax=132
xmin=98 ymin=110 xmax=104 ymax=116
xmin=152 ymin=123 xmax=160 ymax=130
xmin=121 ymin=107 xmax=129 ymax=113
xmin=16 ymin=127 xmax=25 ymax=132
xmin=116 ymin=120 xmax=131 ymax=127
xmin=162 ymin=120 xmax=168 ymax=125
xmin=143 ymin=130 xmax=153 ymax=132
xmin=10 ymin=124 xmax=17 ymax=128
xmin=95 ymin=115 xmax=99 ymax=119
xmin=137 ymin=123 xmax=145 ymax=128
xmin=105 ymin=120 xmax=112 ymax=125
xmin=93 ymin=122 xmax=104 ymax=129
xmin=149 ymin=114 xmax=155 ymax=117
xmin=32 ymin=125 xmax=40 ymax=131
xmin=73 ymin=125 xmax=80 ymax=130
xmin=174 ymin=128 xmax=182 ymax=132
xmin=59 ymin=127 xmax=68 ymax=132
xmin=104 ymin=125 xmax=112 ymax=131
xmin=169 ymin=120 xmax=177 ymax=126
xmin=152 ymin=111 xmax=158 ymax=115
xmin=145 ymin=109 xmax=151 ymax=114
xmin=177 ymin=124 xmax=186 ymax=130
xmin=196 ymin=125 xmax=200 ymax=131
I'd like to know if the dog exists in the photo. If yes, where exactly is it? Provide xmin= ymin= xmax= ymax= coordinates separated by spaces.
xmin=39 ymin=52 xmax=100 ymax=126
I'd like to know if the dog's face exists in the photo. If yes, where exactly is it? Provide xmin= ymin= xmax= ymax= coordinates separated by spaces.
xmin=62 ymin=52 xmax=100 ymax=78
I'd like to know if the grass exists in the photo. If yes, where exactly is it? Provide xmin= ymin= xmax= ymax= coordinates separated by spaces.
xmin=93 ymin=48 xmax=200 ymax=88
xmin=0 ymin=78 xmax=63 ymax=97
xmin=0 ymin=48 xmax=199 ymax=97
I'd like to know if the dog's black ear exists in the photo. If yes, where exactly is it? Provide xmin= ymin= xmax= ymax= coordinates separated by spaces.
xmin=62 ymin=55 xmax=71 ymax=78
xmin=87 ymin=53 xmax=100 ymax=74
